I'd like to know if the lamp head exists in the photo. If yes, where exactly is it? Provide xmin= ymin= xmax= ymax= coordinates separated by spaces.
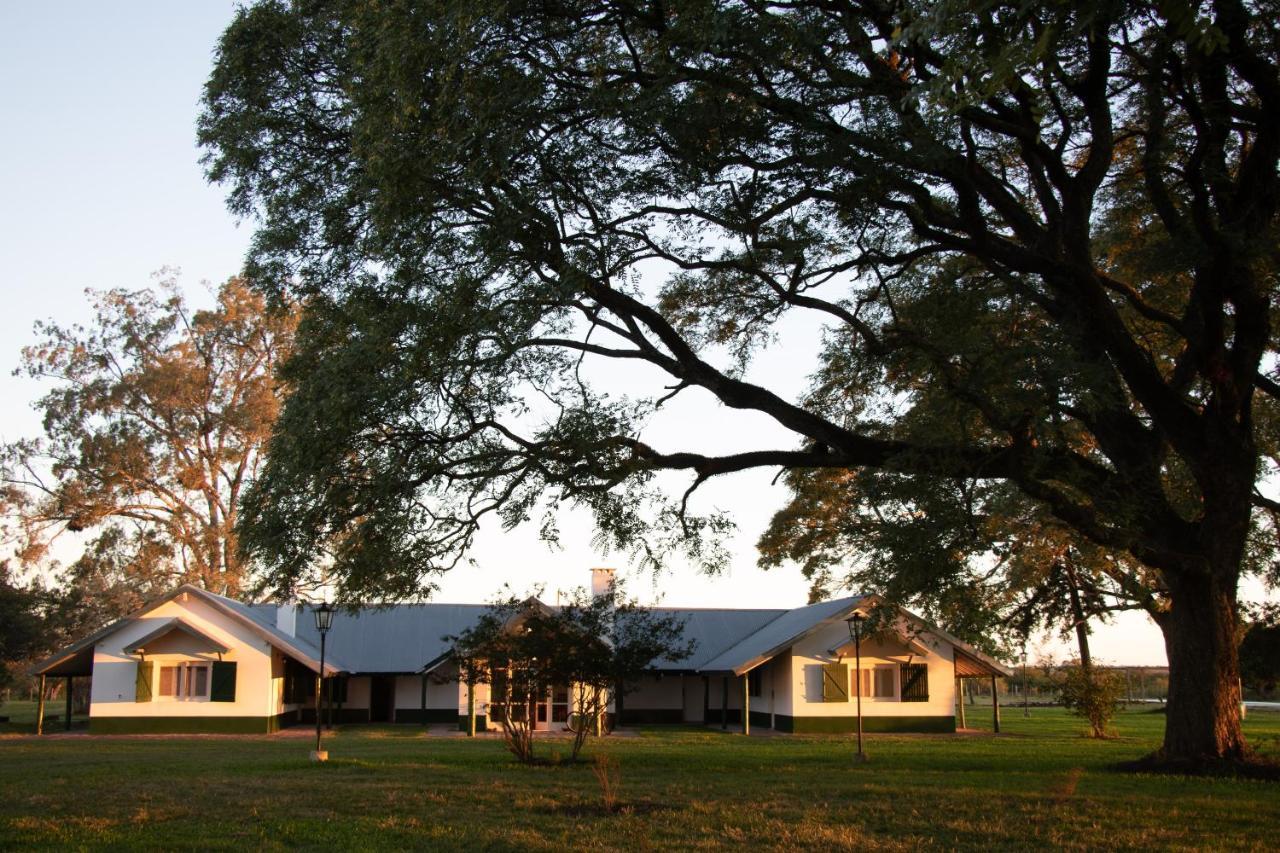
xmin=314 ymin=601 xmax=335 ymax=634
xmin=845 ymin=608 xmax=868 ymax=641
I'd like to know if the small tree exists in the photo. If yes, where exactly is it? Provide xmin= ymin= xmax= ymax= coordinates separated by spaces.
xmin=1239 ymin=604 xmax=1280 ymax=699
xmin=1056 ymin=663 xmax=1125 ymax=739
xmin=448 ymin=585 xmax=693 ymax=763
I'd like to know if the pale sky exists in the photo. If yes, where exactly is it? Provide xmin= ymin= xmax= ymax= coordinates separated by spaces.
xmin=5 ymin=3 xmax=1267 ymax=666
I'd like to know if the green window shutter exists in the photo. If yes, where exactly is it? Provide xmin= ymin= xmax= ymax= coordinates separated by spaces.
xmin=822 ymin=663 xmax=849 ymax=702
xmin=211 ymin=661 xmax=238 ymax=702
xmin=900 ymin=663 xmax=929 ymax=702
xmin=330 ymin=676 xmax=348 ymax=703
xmin=135 ymin=661 xmax=153 ymax=702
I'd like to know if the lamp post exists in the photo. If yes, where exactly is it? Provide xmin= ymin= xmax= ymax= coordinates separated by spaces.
xmin=312 ymin=601 xmax=334 ymax=762
xmin=845 ymin=610 xmax=868 ymax=763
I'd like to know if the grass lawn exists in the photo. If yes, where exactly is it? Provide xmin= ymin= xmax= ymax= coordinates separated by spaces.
xmin=1 ymin=706 xmax=1277 ymax=851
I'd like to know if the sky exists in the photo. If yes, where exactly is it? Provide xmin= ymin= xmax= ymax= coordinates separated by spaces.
xmin=3 ymin=3 xmax=1266 ymax=667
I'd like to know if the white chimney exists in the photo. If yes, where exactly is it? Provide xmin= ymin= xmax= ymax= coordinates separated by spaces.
xmin=591 ymin=567 xmax=617 ymax=598
xmin=276 ymin=601 xmax=297 ymax=637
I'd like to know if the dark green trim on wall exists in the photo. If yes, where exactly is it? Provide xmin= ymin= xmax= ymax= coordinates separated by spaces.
xmin=772 ymin=714 xmax=956 ymax=734
xmin=748 ymin=710 xmax=772 ymax=729
xmin=90 ymin=716 xmax=283 ymax=735
xmin=705 ymin=708 xmax=742 ymax=725
xmin=395 ymin=708 xmax=459 ymax=724
xmin=299 ymin=707 xmax=370 ymax=725
xmin=458 ymin=714 xmax=487 ymax=732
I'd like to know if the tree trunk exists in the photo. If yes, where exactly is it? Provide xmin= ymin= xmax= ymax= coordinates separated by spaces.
xmin=1063 ymin=558 xmax=1092 ymax=672
xmin=1159 ymin=572 xmax=1247 ymax=762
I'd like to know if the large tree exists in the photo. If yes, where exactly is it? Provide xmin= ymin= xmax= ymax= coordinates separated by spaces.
xmin=202 ymin=0 xmax=1279 ymax=762
xmin=3 ymin=277 xmax=295 ymax=598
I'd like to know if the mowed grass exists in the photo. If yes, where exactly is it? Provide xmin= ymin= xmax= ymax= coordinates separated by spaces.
xmin=0 ymin=707 xmax=1277 ymax=851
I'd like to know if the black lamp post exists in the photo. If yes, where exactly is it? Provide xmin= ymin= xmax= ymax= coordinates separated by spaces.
xmin=845 ymin=610 xmax=868 ymax=763
xmin=313 ymin=602 xmax=334 ymax=761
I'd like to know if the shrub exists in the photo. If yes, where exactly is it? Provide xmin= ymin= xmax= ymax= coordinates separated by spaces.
xmin=1057 ymin=665 xmax=1125 ymax=738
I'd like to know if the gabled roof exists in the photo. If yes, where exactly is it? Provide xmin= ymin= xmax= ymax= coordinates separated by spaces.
xmin=697 ymin=596 xmax=866 ymax=675
xmin=30 ymin=584 xmax=344 ymax=677
xmin=122 ymin=618 xmax=230 ymax=655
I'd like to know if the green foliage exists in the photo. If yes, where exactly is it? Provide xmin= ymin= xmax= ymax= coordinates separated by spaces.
xmin=1240 ymin=604 xmax=1280 ymax=697
xmin=0 ymin=566 xmax=44 ymax=698
xmin=1056 ymin=664 xmax=1127 ymax=738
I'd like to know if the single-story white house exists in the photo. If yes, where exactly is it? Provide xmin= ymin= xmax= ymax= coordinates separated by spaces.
xmin=30 ymin=569 xmax=1012 ymax=735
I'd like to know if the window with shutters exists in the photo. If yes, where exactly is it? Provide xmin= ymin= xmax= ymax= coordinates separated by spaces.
xmin=748 ymin=668 xmax=763 ymax=698
xmin=900 ymin=663 xmax=929 ymax=702
xmin=157 ymin=662 xmax=210 ymax=700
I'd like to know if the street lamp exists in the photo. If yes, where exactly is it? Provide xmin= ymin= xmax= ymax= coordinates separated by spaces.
xmin=845 ymin=610 xmax=868 ymax=763
xmin=312 ymin=602 xmax=334 ymax=762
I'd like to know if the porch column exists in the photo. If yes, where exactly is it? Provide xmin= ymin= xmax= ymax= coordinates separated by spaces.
xmin=991 ymin=675 xmax=1001 ymax=733
xmin=721 ymin=677 xmax=728 ymax=730
xmin=65 ymin=676 xmax=73 ymax=731
xmin=702 ymin=676 xmax=709 ymax=725
xmin=742 ymin=675 xmax=750 ymax=736
xmin=956 ymin=677 xmax=966 ymax=728
xmin=35 ymin=674 xmax=46 ymax=736
xmin=420 ymin=673 xmax=428 ymax=727
xmin=467 ymin=679 xmax=476 ymax=737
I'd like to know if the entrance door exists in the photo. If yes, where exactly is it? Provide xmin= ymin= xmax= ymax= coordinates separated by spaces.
xmin=534 ymin=686 xmax=571 ymax=731
xmin=370 ymin=676 xmax=396 ymax=722
xmin=682 ymin=676 xmax=705 ymax=723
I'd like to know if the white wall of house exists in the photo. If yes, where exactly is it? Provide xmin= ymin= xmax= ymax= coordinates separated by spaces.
xmin=625 ymin=675 xmax=684 ymax=710
xmin=787 ymin=619 xmax=956 ymax=719
xmin=89 ymin=594 xmax=276 ymax=720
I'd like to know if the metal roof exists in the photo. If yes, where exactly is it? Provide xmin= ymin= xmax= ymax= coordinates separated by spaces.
xmin=29 ymin=584 xmax=342 ymax=677
xmin=697 ymin=596 xmax=866 ymax=674
xmin=269 ymin=603 xmax=492 ymax=674
xmin=638 ymin=608 xmax=787 ymax=670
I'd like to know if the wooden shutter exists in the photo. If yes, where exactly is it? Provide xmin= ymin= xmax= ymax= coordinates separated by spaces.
xmin=211 ymin=661 xmax=238 ymax=702
xmin=822 ymin=663 xmax=849 ymax=702
xmin=135 ymin=661 xmax=153 ymax=702
xmin=900 ymin=663 xmax=929 ymax=702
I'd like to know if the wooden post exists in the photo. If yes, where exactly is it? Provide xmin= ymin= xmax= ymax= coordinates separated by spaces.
xmin=594 ymin=687 xmax=602 ymax=737
xmin=702 ymin=676 xmax=709 ymax=725
xmin=991 ymin=675 xmax=1001 ymax=733
xmin=721 ymin=677 xmax=728 ymax=730
xmin=65 ymin=676 xmax=73 ymax=731
xmin=36 ymin=674 xmax=46 ymax=736
xmin=742 ymin=675 xmax=750 ymax=736
xmin=467 ymin=679 xmax=476 ymax=737
xmin=420 ymin=673 xmax=428 ymax=727
xmin=956 ymin=678 xmax=966 ymax=728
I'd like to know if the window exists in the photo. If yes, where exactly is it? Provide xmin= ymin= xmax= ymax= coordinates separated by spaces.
xmin=157 ymin=662 xmax=210 ymax=700
xmin=858 ymin=665 xmax=897 ymax=699
xmin=748 ymin=669 xmax=763 ymax=698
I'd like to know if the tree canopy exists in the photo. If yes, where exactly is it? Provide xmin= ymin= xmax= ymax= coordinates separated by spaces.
xmin=202 ymin=0 xmax=1279 ymax=762
xmin=3 ymin=277 xmax=296 ymax=599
